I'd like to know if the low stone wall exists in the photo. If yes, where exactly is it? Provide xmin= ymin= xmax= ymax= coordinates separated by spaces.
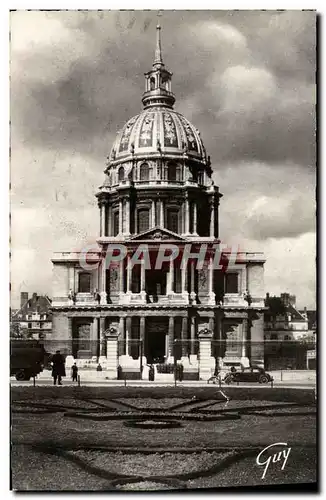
xmin=270 ymin=370 xmax=316 ymax=382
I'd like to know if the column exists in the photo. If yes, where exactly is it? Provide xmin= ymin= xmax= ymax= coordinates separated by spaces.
xmin=168 ymin=316 xmax=174 ymax=360
xmin=198 ymin=329 xmax=214 ymax=380
xmin=160 ymin=199 xmax=164 ymax=227
xmin=151 ymin=200 xmax=156 ymax=227
xmin=210 ymin=198 xmax=215 ymax=237
xmin=119 ymin=199 xmax=123 ymax=235
xmin=181 ymin=317 xmax=188 ymax=357
xmin=170 ymin=258 xmax=174 ymax=294
xmin=190 ymin=260 xmax=196 ymax=303
xmin=119 ymin=259 xmax=125 ymax=295
xmin=208 ymin=253 xmax=216 ymax=304
xmin=126 ymin=253 xmax=132 ymax=294
xmin=100 ymin=204 xmax=105 ymax=237
xmin=241 ymin=318 xmax=249 ymax=367
xmin=119 ymin=317 xmax=125 ymax=355
xmin=126 ymin=316 xmax=132 ymax=357
xmin=185 ymin=194 xmax=190 ymax=234
xmin=209 ymin=316 xmax=215 ymax=335
xmin=125 ymin=197 xmax=130 ymax=235
xmin=68 ymin=317 xmax=73 ymax=356
xmin=140 ymin=316 xmax=145 ymax=344
xmin=99 ymin=317 xmax=105 ymax=362
xmin=105 ymin=330 xmax=119 ymax=379
xmin=181 ymin=263 xmax=188 ymax=301
xmin=139 ymin=316 xmax=145 ymax=363
xmin=135 ymin=208 xmax=138 ymax=234
xmin=140 ymin=259 xmax=146 ymax=300
xmin=108 ymin=205 xmax=112 ymax=237
xmin=100 ymin=258 xmax=107 ymax=305
xmin=92 ymin=317 xmax=98 ymax=357
xmin=193 ymin=202 xmax=197 ymax=234
xmin=190 ymin=316 xmax=196 ymax=356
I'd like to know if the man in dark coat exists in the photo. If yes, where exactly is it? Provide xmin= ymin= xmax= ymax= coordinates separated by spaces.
xmin=51 ymin=350 xmax=66 ymax=385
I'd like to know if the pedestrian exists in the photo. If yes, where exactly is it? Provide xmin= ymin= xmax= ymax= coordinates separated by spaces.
xmin=96 ymin=363 xmax=102 ymax=372
xmin=51 ymin=350 xmax=66 ymax=386
xmin=178 ymin=363 xmax=184 ymax=382
xmin=71 ymin=362 xmax=78 ymax=382
xmin=149 ymin=364 xmax=155 ymax=381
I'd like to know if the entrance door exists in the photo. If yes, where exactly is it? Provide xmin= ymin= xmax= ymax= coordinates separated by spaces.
xmin=145 ymin=317 xmax=168 ymax=363
xmin=145 ymin=270 xmax=167 ymax=299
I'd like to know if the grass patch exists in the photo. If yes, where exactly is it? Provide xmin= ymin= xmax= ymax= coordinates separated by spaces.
xmin=11 ymin=386 xmax=315 ymax=404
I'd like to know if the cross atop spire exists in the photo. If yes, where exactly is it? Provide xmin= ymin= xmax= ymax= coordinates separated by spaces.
xmin=154 ymin=11 xmax=163 ymax=67
xmin=142 ymin=16 xmax=175 ymax=109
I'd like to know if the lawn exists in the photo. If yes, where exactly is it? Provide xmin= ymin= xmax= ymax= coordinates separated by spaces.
xmin=11 ymin=386 xmax=317 ymax=491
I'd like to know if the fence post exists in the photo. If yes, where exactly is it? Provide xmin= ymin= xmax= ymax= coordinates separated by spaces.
xmin=78 ymin=375 xmax=80 ymax=387
xmin=124 ymin=376 xmax=127 ymax=387
xmin=33 ymin=376 xmax=36 ymax=387
xmin=174 ymin=340 xmax=177 ymax=387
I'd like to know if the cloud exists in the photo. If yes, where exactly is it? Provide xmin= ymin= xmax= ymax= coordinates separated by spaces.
xmin=10 ymin=10 xmax=316 ymax=308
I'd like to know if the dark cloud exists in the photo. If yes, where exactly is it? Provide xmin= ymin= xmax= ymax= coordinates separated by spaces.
xmin=11 ymin=10 xmax=316 ymax=167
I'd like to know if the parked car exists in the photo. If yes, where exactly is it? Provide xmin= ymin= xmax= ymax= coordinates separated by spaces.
xmin=224 ymin=367 xmax=273 ymax=384
xmin=10 ymin=339 xmax=47 ymax=381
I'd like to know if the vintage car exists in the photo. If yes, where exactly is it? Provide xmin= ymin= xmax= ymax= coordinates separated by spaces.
xmin=224 ymin=367 xmax=273 ymax=384
xmin=10 ymin=339 xmax=48 ymax=381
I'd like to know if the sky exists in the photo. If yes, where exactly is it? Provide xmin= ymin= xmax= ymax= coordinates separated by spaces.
xmin=10 ymin=10 xmax=316 ymax=309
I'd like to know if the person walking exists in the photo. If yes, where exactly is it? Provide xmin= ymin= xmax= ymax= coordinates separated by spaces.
xmin=71 ymin=362 xmax=78 ymax=382
xmin=51 ymin=350 xmax=66 ymax=385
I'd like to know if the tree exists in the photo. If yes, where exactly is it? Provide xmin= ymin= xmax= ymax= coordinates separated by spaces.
xmin=265 ymin=296 xmax=286 ymax=318
xmin=10 ymin=322 xmax=23 ymax=339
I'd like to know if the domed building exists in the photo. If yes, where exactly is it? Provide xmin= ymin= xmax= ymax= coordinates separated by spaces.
xmin=51 ymin=24 xmax=266 ymax=379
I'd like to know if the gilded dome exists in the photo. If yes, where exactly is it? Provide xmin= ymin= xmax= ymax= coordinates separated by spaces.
xmin=109 ymin=108 xmax=207 ymax=165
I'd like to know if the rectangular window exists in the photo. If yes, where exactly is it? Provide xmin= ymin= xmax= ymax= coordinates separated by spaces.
xmin=137 ymin=208 xmax=150 ymax=233
xmin=225 ymin=273 xmax=238 ymax=294
xmin=167 ymin=209 xmax=179 ymax=233
xmin=78 ymin=273 xmax=91 ymax=293
xmin=28 ymin=323 xmax=32 ymax=329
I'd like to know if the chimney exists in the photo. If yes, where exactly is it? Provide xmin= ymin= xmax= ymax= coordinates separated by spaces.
xmin=20 ymin=292 xmax=28 ymax=308
xmin=281 ymin=293 xmax=289 ymax=307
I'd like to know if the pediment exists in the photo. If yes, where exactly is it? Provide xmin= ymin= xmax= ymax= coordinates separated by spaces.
xmin=130 ymin=226 xmax=186 ymax=241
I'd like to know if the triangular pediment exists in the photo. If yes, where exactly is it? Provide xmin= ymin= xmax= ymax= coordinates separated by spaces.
xmin=130 ymin=226 xmax=187 ymax=241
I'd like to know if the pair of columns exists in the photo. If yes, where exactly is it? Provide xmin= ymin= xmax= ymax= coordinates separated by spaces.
xmin=184 ymin=196 xmax=197 ymax=235
xmin=99 ymin=198 xmax=131 ymax=238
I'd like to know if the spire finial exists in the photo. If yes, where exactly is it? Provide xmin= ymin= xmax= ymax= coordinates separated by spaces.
xmin=154 ymin=11 xmax=163 ymax=66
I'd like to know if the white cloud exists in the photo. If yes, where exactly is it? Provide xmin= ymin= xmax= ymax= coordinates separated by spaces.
xmin=10 ymin=11 xmax=71 ymax=52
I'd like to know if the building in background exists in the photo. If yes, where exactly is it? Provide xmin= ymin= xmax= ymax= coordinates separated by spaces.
xmin=264 ymin=292 xmax=316 ymax=370
xmin=50 ymin=24 xmax=266 ymax=378
xmin=11 ymin=292 xmax=52 ymax=340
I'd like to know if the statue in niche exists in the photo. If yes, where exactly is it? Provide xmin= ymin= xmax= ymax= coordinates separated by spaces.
xmin=198 ymin=268 xmax=207 ymax=290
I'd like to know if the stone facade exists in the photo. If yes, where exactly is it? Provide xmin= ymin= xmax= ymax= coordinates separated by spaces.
xmin=50 ymin=24 xmax=266 ymax=379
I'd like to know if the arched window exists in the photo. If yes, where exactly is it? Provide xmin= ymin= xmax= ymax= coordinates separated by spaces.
xmin=137 ymin=208 xmax=150 ymax=233
xmin=167 ymin=208 xmax=179 ymax=233
xmin=150 ymin=77 xmax=155 ymax=90
xmin=118 ymin=167 xmax=124 ymax=182
xmin=139 ymin=162 xmax=150 ymax=181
